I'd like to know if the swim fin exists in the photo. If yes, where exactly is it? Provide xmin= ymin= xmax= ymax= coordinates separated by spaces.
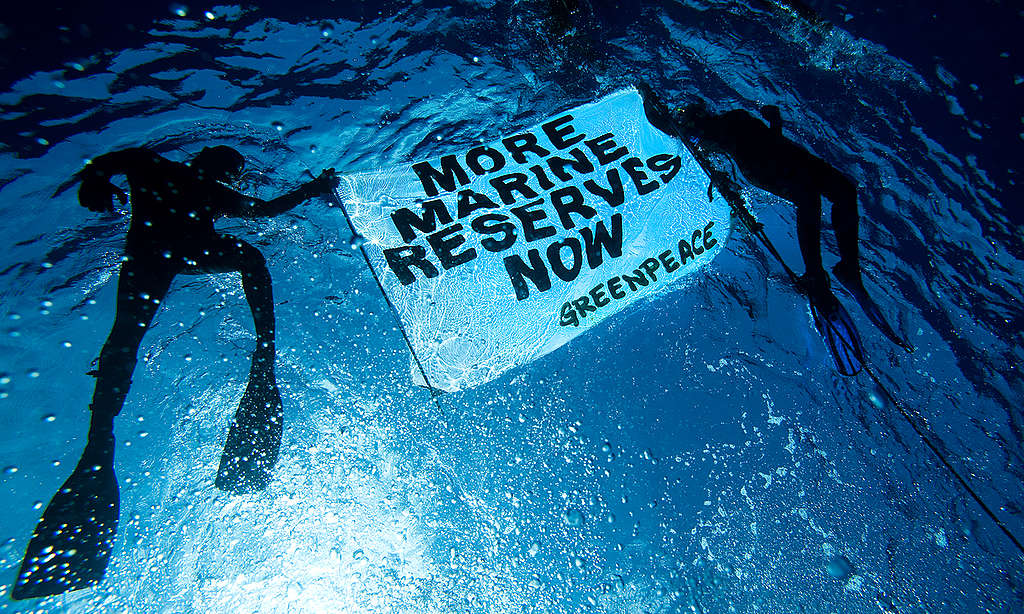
xmin=809 ymin=292 xmax=865 ymax=376
xmin=215 ymin=345 xmax=283 ymax=493
xmin=833 ymin=266 xmax=914 ymax=353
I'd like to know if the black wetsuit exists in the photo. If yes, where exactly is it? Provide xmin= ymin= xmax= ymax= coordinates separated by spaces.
xmin=686 ymin=109 xmax=861 ymax=305
xmin=80 ymin=148 xmax=327 ymax=431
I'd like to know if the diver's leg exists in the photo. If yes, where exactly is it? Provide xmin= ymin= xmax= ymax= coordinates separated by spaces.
xmin=795 ymin=193 xmax=835 ymax=306
xmin=825 ymin=174 xmax=861 ymax=284
xmin=189 ymin=236 xmax=282 ymax=492
xmin=90 ymin=257 xmax=176 ymax=434
xmin=194 ymin=238 xmax=276 ymax=354
xmin=823 ymin=176 xmax=913 ymax=351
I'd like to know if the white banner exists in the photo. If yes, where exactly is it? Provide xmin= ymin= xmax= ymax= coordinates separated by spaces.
xmin=337 ymin=88 xmax=731 ymax=391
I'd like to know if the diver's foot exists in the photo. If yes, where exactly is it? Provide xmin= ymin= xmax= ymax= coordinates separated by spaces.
xmin=797 ymin=271 xmax=838 ymax=314
xmin=215 ymin=362 xmax=283 ymax=494
xmin=832 ymin=264 xmax=914 ymax=353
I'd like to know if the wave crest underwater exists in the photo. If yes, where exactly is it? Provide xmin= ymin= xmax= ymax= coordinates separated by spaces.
xmin=0 ymin=1 xmax=1021 ymax=612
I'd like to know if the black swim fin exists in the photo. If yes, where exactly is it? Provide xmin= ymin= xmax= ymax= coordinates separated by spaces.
xmin=833 ymin=266 xmax=914 ymax=353
xmin=216 ymin=345 xmax=283 ymax=493
xmin=809 ymin=292 xmax=865 ymax=376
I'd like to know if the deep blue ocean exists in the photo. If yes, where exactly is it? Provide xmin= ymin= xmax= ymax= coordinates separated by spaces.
xmin=0 ymin=1 xmax=1021 ymax=612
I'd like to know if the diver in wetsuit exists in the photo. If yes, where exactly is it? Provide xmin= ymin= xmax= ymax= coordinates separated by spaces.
xmin=12 ymin=147 xmax=336 ymax=600
xmin=637 ymin=85 xmax=911 ymax=371
xmin=78 ymin=145 xmax=338 ymax=491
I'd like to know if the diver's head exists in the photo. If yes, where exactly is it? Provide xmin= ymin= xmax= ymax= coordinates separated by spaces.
xmin=674 ymin=101 xmax=712 ymax=134
xmin=192 ymin=145 xmax=245 ymax=183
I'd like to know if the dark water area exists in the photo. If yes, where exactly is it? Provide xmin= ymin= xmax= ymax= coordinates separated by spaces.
xmin=814 ymin=0 xmax=1023 ymax=226
xmin=0 ymin=1 xmax=1022 ymax=612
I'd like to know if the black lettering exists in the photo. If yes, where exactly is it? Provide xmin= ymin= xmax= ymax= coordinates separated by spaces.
xmin=608 ymin=276 xmax=625 ymax=299
xmin=465 ymin=146 xmax=506 ymax=176
xmin=528 ymin=164 xmax=556 ymax=191
xmin=502 ymin=132 xmax=550 ymax=164
xmin=622 ymin=157 xmax=659 ymax=196
xmin=580 ymin=214 xmax=623 ymax=269
xmin=691 ymin=229 xmax=705 ymax=256
xmin=560 ymin=302 xmax=580 ymax=327
xmin=542 ymin=115 xmax=586 ymax=150
xmin=647 ymin=153 xmax=682 ymax=184
xmin=639 ymin=257 xmax=660 ymax=282
xmin=590 ymin=283 xmax=610 ymax=307
xmin=456 ymin=190 xmax=498 ymax=218
xmin=584 ymin=133 xmax=628 ymax=165
xmin=550 ymin=186 xmax=596 ymax=230
xmin=678 ymin=237 xmax=695 ymax=264
xmin=573 ymin=296 xmax=597 ymax=316
xmin=412 ymin=155 xmax=470 ymax=197
xmin=391 ymin=199 xmax=454 ymax=243
xmin=546 ymin=237 xmax=583 ymax=282
xmin=622 ymin=271 xmax=648 ymax=292
xmin=659 ymin=249 xmax=680 ymax=273
xmin=583 ymin=168 xmax=625 ymax=207
xmin=383 ymin=245 xmax=439 ymax=285
xmin=546 ymin=147 xmax=595 ymax=182
xmin=510 ymin=199 xmax=556 ymax=242
xmin=703 ymin=221 xmax=718 ymax=251
xmin=471 ymin=214 xmax=517 ymax=252
xmin=427 ymin=224 xmax=476 ymax=269
xmin=504 ymin=250 xmax=551 ymax=300
xmin=489 ymin=172 xmax=538 ymax=205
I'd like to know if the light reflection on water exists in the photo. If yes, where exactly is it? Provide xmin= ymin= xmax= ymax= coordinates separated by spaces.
xmin=0 ymin=1 xmax=1021 ymax=612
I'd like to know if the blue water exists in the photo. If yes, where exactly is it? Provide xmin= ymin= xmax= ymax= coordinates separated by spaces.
xmin=1 ymin=1 xmax=1021 ymax=612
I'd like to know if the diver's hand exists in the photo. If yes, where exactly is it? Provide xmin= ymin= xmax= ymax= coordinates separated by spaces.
xmin=78 ymin=175 xmax=127 ymax=213
xmin=305 ymin=168 xmax=339 ymax=196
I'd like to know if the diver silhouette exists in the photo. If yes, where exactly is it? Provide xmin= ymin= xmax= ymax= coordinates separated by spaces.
xmin=638 ymin=84 xmax=912 ymax=374
xmin=13 ymin=145 xmax=337 ymax=600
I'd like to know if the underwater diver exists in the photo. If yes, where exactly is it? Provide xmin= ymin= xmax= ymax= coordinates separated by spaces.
xmin=13 ymin=145 xmax=337 ymax=600
xmin=637 ymin=84 xmax=912 ymax=374
xmin=79 ymin=145 xmax=337 ymax=490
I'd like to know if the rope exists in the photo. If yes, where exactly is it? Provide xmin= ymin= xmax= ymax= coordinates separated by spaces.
xmin=326 ymin=188 xmax=447 ymax=417
xmin=678 ymin=129 xmax=1024 ymax=557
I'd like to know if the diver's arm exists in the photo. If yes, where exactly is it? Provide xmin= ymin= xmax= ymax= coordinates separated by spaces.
xmin=77 ymin=148 xmax=151 ymax=213
xmin=80 ymin=148 xmax=152 ymax=180
xmin=227 ymin=169 xmax=338 ymax=218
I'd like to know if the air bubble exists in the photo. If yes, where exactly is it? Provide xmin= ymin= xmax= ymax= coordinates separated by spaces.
xmin=204 ymin=10 xmax=215 ymax=20
xmin=309 ymin=144 xmax=318 ymax=154
xmin=42 ymin=414 xmax=56 ymax=423
xmin=561 ymin=509 xmax=584 ymax=527
xmin=163 ymin=250 xmax=173 ymax=259
xmin=321 ymin=23 xmax=334 ymax=37
xmin=170 ymin=3 xmax=188 ymax=17
xmin=27 ymin=370 xmax=40 ymax=378
xmin=0 ymin=374 xmax=10 ymax=385
xmin=3 ymin=466 xmax=17 ymax=475
xmin=349 ymin=235 xmax=366 ymax=250
xmin=272 ymin=121 xmax=284 ymax=132
xmin=826 ymin=555 xmax=854 ymax=579
xmin=601 ymin=441 xmax=611 ymax=453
